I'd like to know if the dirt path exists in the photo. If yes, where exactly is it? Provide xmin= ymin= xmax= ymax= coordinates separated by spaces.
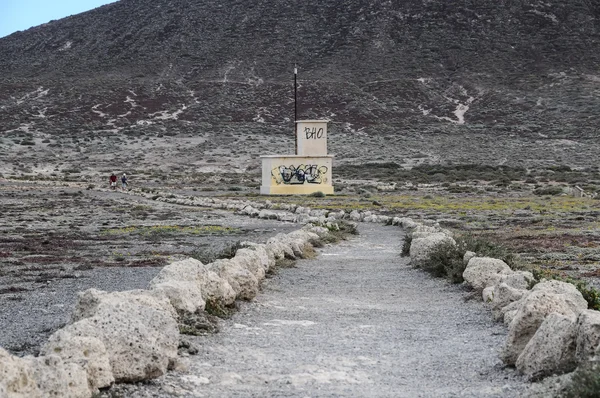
xmin=122 ymin=223 xmax=529 ymax=398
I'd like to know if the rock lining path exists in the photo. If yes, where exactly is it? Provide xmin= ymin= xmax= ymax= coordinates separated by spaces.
xmin=125 ymin=224 xmax=529 ymax=397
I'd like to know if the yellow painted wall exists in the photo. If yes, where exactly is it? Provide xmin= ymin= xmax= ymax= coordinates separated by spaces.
xmin=260 ymin=155 xmax=334 ymax=195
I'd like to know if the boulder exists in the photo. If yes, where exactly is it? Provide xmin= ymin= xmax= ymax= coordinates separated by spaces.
xmin=0 ymin=347 xmax=41 ymax=398
xmin=349 ymin=210 xmax=361 ymax=221
xmin=197 ymin=265 xmax=236 ymax=307
xmin=241 ymin=242 xmax=275 ymax=271
xmin=258 ymin=209 xmax=279 ymax=220
xmin=41 ymin=333 xmax=113 ymax=392
xmin=504 ymin=309 xmax=519 ymax=326
xmin=211 ymin=259 xmax=259 ymax=300
xmin=150 ymin=280 xmax=205 ymax=314
xmin=400 ymin=218 xmax=418 ymax=229
xmin=409 ymin=233 xmax=456 ymax=267
xmin=516 ymin=313 xmax=578 ymax=380
xmin=487 ymin=283 xmax=529 ymax=321
xmin=267 ymin=235 xmax=295 ymax=259
xmin=463 ymin=257 xmax=512 ymax=292
xmin=148 ymin=259 xmax=208 ymax=314
xmin=24 ymin=355 xmax=91 ymax=398
xmin=463 ymin=251 xmax=476 ymax=265
xmin=501 ymin=290 xmax=588 ymax=365
xmin=575 ymin=309 xmax=600 ymax=362
xmin=532 ymin=280 xmax=589 ymax=309
xmin=500 ymin=271 xmax=535 ymax=291
xmin=233 ymin=248 xmax=266 ymax=281
xmin=379 ymin=215 xmax=391 ymax=224
xmin=306 ymin=226 xmax=330 ymax=238
xmin=482 ymin=286 xmax=495 ymax=303
xmin=64 ymin=291 xmax=179 ymax=382
xmin=410 ymin=225 xmax=441 ymax=240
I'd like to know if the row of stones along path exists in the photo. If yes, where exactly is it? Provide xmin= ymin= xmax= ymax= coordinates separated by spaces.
xmin=127 ymin=223 xmax=530 ymax=398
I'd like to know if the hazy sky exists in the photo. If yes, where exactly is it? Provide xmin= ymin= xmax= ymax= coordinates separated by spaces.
xmin=0 ymin=0 xmax=119 ymax=38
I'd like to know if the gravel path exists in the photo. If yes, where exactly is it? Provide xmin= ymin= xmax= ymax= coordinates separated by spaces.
xmin=124 ymin=223 xmax=530 ymax=397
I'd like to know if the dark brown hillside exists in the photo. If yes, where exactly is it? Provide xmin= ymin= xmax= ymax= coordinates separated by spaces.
xmin=0 ymin=0 xmax=599 ymax=176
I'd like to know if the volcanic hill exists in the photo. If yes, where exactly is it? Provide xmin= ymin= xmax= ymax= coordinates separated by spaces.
xmin=1 ymin=0 xmax=599 ymax=177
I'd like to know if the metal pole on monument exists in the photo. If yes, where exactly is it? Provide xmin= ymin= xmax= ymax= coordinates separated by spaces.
xmin=294 ymin=65 xmax=298 ymax=155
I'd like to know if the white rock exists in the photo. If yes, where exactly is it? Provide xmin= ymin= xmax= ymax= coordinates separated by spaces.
xmin=400 ymin=218 xmax=418 ymax=229
xmin=72 ymin=288 xmax=177 ymax=322
xmin=504 ymin=309 xmax=519 ymax=326
xmin=463 ymin=257 xmax=512 ymax=292
xmin=463 ymin=251 xmax=476 ymax=265
xmin=65 ymin=291 xmax=179 ymax=382
xmin=41 ymin=333 xmax=114 ymax=392
xmin=516 ymin=313 xmax=578 ymax=380
xmin=24 ymin=355 xmax=91 ymax=398
xmin=197 ymin=264 xmax=236 ymax=307
xmin=241 ymin=242 xmax=275 ymax=271
xmin=532 ymin=280 xmax=589 ymax=309
xmin=349 ymin=210 xmax=361 ymax=221
xmin=500 ymin=271 xmax=535 ymax=291
xmin=150 ymin=280 xmax=205 ymax=314
xmin=501 ymin=290 xmax=588 ymax=365
xmin=575 ymin=309 xmax=600 ymax=362
xmin=232 ymin=248 xmax=266 ymax=281
xmin=482 ymin=286 xmax=495 ymax=303
xmin=379 ymin=215 xmax=391 ymax=224
xmin=488 ymin=283 xmax=529 ymax=321
xmin=307 ymin=226 xmax=330 ymax=238
xmin=268 ymin=235 xmax=295 ymax=259
xmin=409 ymin=233 xmax=456 ymax=267
xmin=211 ymin=259 xmax=259 ymax=300
xmin=411 ymin=224 xmax=441 ymax=239
xmin=0 ymin=347 xmax=41 ymax=398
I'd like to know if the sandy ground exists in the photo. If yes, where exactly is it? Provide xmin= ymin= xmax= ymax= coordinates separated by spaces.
xmin=108 ymin=224 xmax=529 ymax=398
xmin=0 ymin=181 xmax=301 ymax=356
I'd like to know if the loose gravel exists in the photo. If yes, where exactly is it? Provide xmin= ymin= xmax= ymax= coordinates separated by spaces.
xmin=114 ymin=223 xmax=530 ymax=397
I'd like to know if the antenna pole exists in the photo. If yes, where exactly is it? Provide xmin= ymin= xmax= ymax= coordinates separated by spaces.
xmin=294 ymin=65 xmax=298 ymax=155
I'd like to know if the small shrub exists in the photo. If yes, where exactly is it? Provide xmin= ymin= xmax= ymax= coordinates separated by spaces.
xmin=457 ymin=234 xmax=518 ymax=269
xmin=534 ymin=186 xmax=564 ymax=196
xmin=190 ymin=241 xmax=241 ymax=264
xmin=401 ymin=234 xmax=412 ymax=257
xmin=563 ymin=363 xmax=600 ymax=398
xmin=275 ymin=257 xmax=297 ymax=268
xmin=309 ymin=191 xmax=326 ymax=197
xmin=408 ymin=233 xmax=518 ymax=284
xmin=419 ymin=241 xmax=465 ymax=283
xmin=205 ymin=300 xmax=237 ymax=318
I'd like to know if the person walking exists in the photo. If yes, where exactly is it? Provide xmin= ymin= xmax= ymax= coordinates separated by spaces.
xmin=121 ymin=173 xmax=128 ymax=191
xmin=109 ymin=172 xmax=117 ymax=190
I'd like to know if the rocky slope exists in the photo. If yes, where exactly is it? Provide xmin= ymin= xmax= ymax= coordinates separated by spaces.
xmin=0 ymin=0 xmax=599 ymax=176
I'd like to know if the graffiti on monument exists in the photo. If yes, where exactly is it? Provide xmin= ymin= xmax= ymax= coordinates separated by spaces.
xmin=304 ymin=127 xmax=324 ymax=140
xmin=271 ymin=164 xmax=328 ymax=185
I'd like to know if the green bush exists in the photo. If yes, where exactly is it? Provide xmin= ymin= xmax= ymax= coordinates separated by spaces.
xmin=534 ymin=186 xmax=564 ymax=196
xmin=401 ymin=234 xmax=412 ymax=257
xmin=413 ymin=242 xmax=463 ymax=283
xmin=309 ymin=191 xmax=326 ymax=197
xmin=457 ymin=234 xmax=518 ymax=269
xmin=406 ymin=233 xmax=518 ymax=284
xmin=190 ymin=240 xmax=241 ymax=264
xmin=563 ymin=363 xmax=600 ymax=398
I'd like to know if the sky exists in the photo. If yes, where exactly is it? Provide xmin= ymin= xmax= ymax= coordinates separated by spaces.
xmin=0 ymin=0 xmax=119 ymax=38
